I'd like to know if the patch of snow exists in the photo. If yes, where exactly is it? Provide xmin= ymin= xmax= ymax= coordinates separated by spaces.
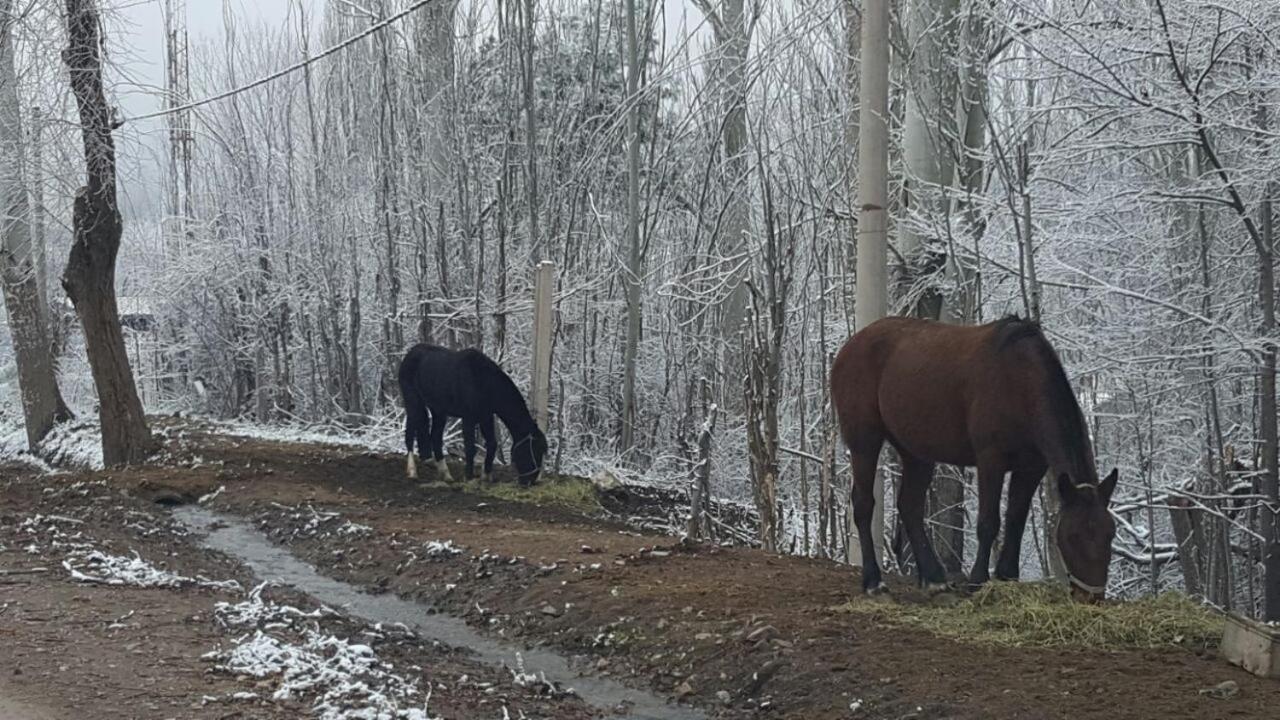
xmin=338 ymin=521 xmax=374 ymax=537
xmin=199 ymin=416 xmax=407 ymax=454
xmin=17 ymin=514 xmax=94 ymax=555
xmin=215 ymin=583 xmax=334 ymax=628
xmin=37 ymin=421 xmax=104 ymax=470
xmin=267 ymin=503 xmax=378 ymax=542
xmin=422 ymin=540 xmax=464 ymax=558
xmin=199 ymin=485 xmax=226 ymax=504
xmin=208 ymin=629 xmax=440 ymax=720
xmin=63 ymin=549 xmax=241 ymax=590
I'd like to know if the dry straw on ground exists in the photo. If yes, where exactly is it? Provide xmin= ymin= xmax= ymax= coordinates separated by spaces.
xmin=835 ymin=581 xmax=1223 ymax=650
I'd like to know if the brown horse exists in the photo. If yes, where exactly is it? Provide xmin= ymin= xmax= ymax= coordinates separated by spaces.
xmin=831 ymin=316 xmax=1117 ymax=602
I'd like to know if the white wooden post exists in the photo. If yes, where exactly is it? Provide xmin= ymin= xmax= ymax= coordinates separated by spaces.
xmin=531 ymin=260 xmax=555 ymax=431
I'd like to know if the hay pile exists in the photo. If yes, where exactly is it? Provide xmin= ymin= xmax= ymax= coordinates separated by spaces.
xmin=837 ymin=582 xmax=1223 ymax=650
xmin=461 ymin=473 xmax=602 ymax=512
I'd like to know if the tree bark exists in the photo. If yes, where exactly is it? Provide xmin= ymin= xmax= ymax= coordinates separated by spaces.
xmin=853 ymin=0 xmax=890 ymax=564
xmin=521 ymin=0 xmax=540 ymax=261
xmin=1167 ymin=497 xmax=1204 ymax=598
xmin=62 ymin=0 xmax=153 ymax=465
xmin=619 ymin=0 xmax=645 ymax=454
xmin=0 ymin=2 xmax=70 ymax=448
xmin=1259 ymin=188 xmax=1279 ymax=620
xmin=693 ymin=0 xmax=754 ymax=349
xmin=898 ymin=0 xmax=959 ymax=320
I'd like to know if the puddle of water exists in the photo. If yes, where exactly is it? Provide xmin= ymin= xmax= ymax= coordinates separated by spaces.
xmin=173 ymin=505 xmax=704 ymax=720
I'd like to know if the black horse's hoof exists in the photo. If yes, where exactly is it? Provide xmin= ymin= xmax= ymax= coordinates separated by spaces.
xmin=921 ymin=580 xmax=952 ymax=595
xmin=864 ymin=582 xmax=889 ymax=596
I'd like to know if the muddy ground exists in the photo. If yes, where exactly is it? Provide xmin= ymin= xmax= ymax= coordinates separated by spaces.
xmin=3 ymin=423 xmax=1279 ymax=719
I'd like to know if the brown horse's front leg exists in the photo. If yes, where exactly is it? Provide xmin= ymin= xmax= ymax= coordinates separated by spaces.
xmin=897 ymin=453 xmax=948 ymax=590
xmin=995 ymin=465 xmax=1046 ymax=580
xmin=968 ymin=457 xmax=1006 ymax=589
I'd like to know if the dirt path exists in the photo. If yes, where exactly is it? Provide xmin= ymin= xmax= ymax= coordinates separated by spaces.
xmin=0 ymin=688 xmax=57 ymax=720
xmin=6 ymin=425 xmax=1280 ymax=719
xmin=0 ymin=461 xmax=598 ymax=720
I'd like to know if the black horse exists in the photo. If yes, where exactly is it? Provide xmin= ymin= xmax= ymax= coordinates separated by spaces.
xmin=397 ymin=344 xmax=548 ymax=486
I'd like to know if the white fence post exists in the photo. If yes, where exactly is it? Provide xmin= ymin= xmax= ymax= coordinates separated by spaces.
xmin=531 ymin=260 xmax=555 ymax=431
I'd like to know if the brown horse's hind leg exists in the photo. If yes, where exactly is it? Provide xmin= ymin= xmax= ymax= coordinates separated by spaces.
xmin=968 ymin=455 xmax=1007 ymax=589
xmin=995 ymin=464 xmax=1046 ymax=581
xmin=850 ymin=443 xmax=886 ymax=594
xmin=897 ymin=453 xmax=948 ymax=590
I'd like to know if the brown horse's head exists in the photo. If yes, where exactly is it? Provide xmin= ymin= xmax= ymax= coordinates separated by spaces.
xmin=1056 ymin=469 xmax=1118 ymax=603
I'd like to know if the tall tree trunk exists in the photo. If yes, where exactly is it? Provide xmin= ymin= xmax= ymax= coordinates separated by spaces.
xmin=898 ymin=0 xmax=959 ymax=320
xmin=62 ymin=0 xmax=154 ymax=465
xmin=899 ymin=0 xmax=976 ymax=575
xmin=842 ymin=0 xmax=860 ymax=325
xmin=619 ymin=0 xmax=645 ymax=454
xmin=694 ymin=0 xmax=754 ymax=387
xmin=28 ymin=106 xmax=49 ymax=326
xmin=0 ymin=3 xmax=71 ymax=448
xmin=521 ymin=0 xmax=540 ymax=261
xmin=853 ymin=0 xmax=890 ymax=564
xmin=1260 ymin=187 xmax=1279 ymax=621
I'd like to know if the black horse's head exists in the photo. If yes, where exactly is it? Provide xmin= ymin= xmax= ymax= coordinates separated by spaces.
xmin=513 ymin=427 xmax=547 ymax=486
xmin=1056 ymin=468 xmax=1118 ymax=603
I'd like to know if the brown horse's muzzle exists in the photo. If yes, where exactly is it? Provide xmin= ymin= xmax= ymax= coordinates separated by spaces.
xmin=1068 ymin=575 xmax=1107 ymax=604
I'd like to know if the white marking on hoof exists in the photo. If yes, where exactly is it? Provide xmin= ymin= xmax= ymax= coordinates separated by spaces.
xmin=865 ymin=582 xmax=888 ymax=596
xmin=924 ymin=581 xmax=950 ymax=594
xmin=436 ymin=458 xmax=451 ymax=481
xmin=406 ymin=453 xmax=418 ymax=480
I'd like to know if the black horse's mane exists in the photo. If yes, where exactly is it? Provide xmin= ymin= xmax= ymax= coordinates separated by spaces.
xmin=461 ymin=349 xmax=537 ymax=435
xmin=992 ymin=315 xmax=1092 ymax=481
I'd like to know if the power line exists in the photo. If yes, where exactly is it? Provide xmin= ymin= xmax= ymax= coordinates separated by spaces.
xmin=121 ymin=0 xmax=441 ymax=126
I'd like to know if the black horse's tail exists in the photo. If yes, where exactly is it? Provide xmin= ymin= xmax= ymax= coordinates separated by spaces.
xmin=398 ymin=346 xmax=427 ymax=456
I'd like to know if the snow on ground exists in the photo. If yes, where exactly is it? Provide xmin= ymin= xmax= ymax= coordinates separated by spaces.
xmin=215 ymin=582 xmax=335 ymax=629
xmin=38 ymin=421 xmax=105 ymax=469
xmin=208 ymin=630 xmax=440 ymax=720
xmin=205 ymin=590 xmax=441 ymax=720
xmin=62 ymin=548 xmax=242 ymax=590
xmin=422 ymin=540 xmax=465 ymax=558
xmin=0 ymin=413 xmax=104 ymax=471
xmin=17 ymin=514 xmax=95 ymax=555
xmin=265 ymin=503 xmax=379 ymax=542
xmin=202 ymin=416 xmax=407 ymax=454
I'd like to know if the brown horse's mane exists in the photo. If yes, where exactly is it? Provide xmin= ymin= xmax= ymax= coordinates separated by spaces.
xmin=992 ymin=316 xmax=1093 ymax=484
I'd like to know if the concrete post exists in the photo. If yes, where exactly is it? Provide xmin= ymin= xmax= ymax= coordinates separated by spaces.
xmin=531 ymin=260 xmax=555 ymax=430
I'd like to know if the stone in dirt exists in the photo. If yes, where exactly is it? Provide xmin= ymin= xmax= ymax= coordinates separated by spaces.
xmin=1199 ymin=680 xmax=1239 ymax=700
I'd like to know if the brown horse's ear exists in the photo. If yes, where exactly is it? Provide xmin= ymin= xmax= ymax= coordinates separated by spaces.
xmin=1100 ymin=468 xmax=1119 ymax=504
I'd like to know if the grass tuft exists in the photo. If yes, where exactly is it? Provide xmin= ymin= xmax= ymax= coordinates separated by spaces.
xmin=458 ymin=473 xmax=603 ymax=512
xmin=833 ymin=581 xmax=1223 ymax=650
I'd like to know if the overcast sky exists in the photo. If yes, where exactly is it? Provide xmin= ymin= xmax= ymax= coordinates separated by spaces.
xmin=101 ymin=0 xmax=707 ymax=219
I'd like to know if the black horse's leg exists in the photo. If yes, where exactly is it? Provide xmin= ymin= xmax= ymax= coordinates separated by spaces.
xmin=995 ymin=463 xmax=1046 ymax=581
xmin=897 ymin=452 xmax=947 ymax=590
xmin=415 ymin=407 xmax=432 ymax=467
xmin=429 ymin=411 xmax=452 ymax=481
xmin=479 ymin=415 xmax=497 ymax=481
xmin=849 ymin=436 xmax=886 ymax=594
xmin=462 ymin=420 xmax=478 ymax=481
xmin=404 ymin=399 xmax=428 ymax=480
xmin=968 ymin=455 xmax=1007 ymax=588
